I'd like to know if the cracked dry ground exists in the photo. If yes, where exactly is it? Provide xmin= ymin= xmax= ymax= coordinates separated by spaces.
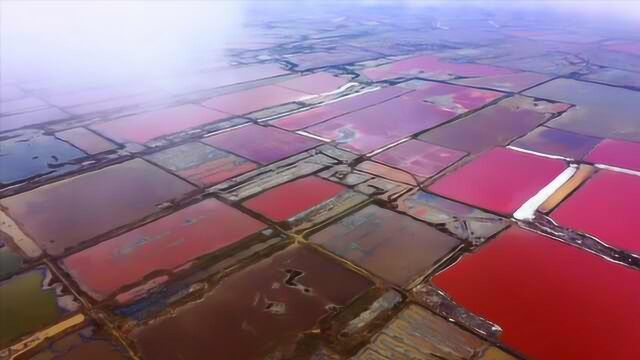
xmin=2 ymin=6 xmax=640 ymax=360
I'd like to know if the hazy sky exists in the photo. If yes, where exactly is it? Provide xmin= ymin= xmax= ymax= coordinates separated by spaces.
xmin=1 ymin=1 xmax=638 ymax=85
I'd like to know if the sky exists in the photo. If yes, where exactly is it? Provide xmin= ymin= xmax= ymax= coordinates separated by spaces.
xmin=1 ymin=1 xmax=638 ymax=85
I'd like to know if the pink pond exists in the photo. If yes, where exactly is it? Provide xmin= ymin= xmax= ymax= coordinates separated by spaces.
xmin=584 ymin=138 xmax=640 ymax=171
xmin=202 ymin=85 xmax=308 ymax=115
xmin=404 ymin=82 xmax=502 ymax=115
xmin=61 ymin=198 xmax=266 ymax=300
xmin=428 ymin=147 xmax=567 ymax=215
xmin=91 ymin=105 xmax=229 ymax=144
xmin=606 ymin=42 xmax=640 ymax=56
xmin=372 ymin=140 xmax=466 ymax=180
xmin=552 ymin=170 xmax=640 ymax=254
xmin=202 ymin=124 xmax=320 ymax=164
xmin=275 ymin=72 xmax=350 ymax=95
xmin=271 ymin=86 xmax=410 ymax=131
xmin=242 ymin=176 xmax=346 ymax=222
xmin=433 ymin=226 xmax=640 ymax=360
xmin=451 ymin=72 xmax=552 ymax=92
xmin=510 ymin=126 xmax=600 ymax=160
xmin=307 ymin=83 xmax=500 ymax=154
xmin=363 ymin=54 xmax=516 ymax=81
